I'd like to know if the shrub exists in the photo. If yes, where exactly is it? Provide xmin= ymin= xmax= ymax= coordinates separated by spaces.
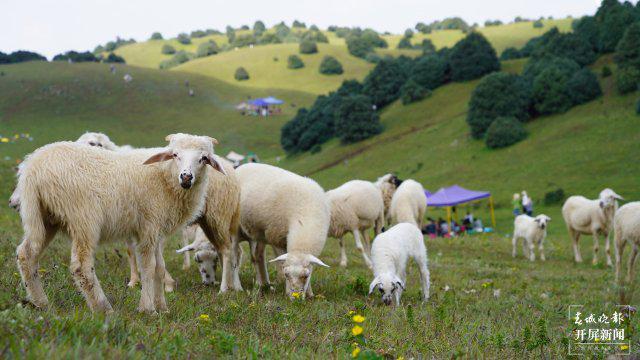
xmin=196 ymin=41 xmax=219 ymax=57
xmin=596 ymin=0 xmax=637 ymax=53
xmin=601 ymin=65 xmax=612 ymax=77
xmin=177 ymin=33 xmax=191 ymax=45
xmin=572 ymin=16 xmax=600 ymax=51
xmin=449 ymin=32 xmax=500 ymax=81
xmin=234 ymin=67 xmax=250 ymax=81
xmin=299 ymin=40 xmax=318 ymax=54
xmin=533 ymin=20 xmax=544 ymax=28
xmin=161 ymin=44 xmax=176 ymax=55
xmin=404 ymin=28 xmax=414 ymax=38
xmin=485 ymin=117 xmax=528 ymax=149
xmin=53 ymin=51 xmax=97 ymax=62
xmin=253 ymin=21 xmax=266 ymax=36
xmin=150 ymin=32 xmax=163 ymax=40
xmin=400 ymin=79 xmax=429 ymax=105
xmin=567 ymin=68 xmax=602 ymax=105
xmin=500 ymin=47 xmax=522 ymax=60
xmin=616 ymin=67 xmax=640 ymax=94
xmin=258 ymin=33 xmax=282 ymax=45
xmin=301 ymin=30 xmax=329 ymax=43
xmin=346 ymin=36 xmax=373 ymax=58
xmin=523 ymin=56 xmax=580 ymax=82
xmin=293 ymin=20 xmax=306 ymax=28
xmin=319 ymin=56 xmax=343 ymax=75
xmin=159 ymin=51 xmax=192 ymax=69
xmin=467 ymin=72 xmax=531 ymax=139
xmin=2 ymin=50 xmax=46 ymax=63
xmin=334 ymin=95 xmax=383 ymax=144
xmin=363 ymin=58 xmax=409 ymax=108
xmin=419 ymin=39 xmax=436 ymax=55
xmin=636 ymin=98 xmax=640 ymax=115
xmin=104 ymin=53 xmax=125 ymax=63
xmin=287 ymin=55 xmax=304 ymax=69
xmin=397 ymin=36 xmax=413 ymax=49
xmin=543 ymin=188 xmax=565 ymax=205
xmin=364 ymin=53 xmax=382 ymax=64
xmin=412 ymin=55 xmax=447 ymax=90
xmin=532 ymin=67 xmax=574 ymax=115
xmin=190 ymin=30 xmax=206 ymax=38
xmin=520 ymin=27 xmax=560 ymax=57
xmin=615 ymin=22 xmax=640 ymax=70
xmin=232 ymin=34 xmax=257 ymax=48
xmin=539 ymin=33 xmax=596 ymax=67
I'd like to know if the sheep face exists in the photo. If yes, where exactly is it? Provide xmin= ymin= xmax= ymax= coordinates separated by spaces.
xmin=369 ymin=273 xmax=405 ymax=306
xmin=143 ymin=134 xmax=226 ymax=189
xmin=270 ymin=253 xmax=329 ymax=299
xmin=534 ymin=215 xmax=551 ymax=230
xmin=599 ymin=189 xmax=623 ymax=210
xmin=194 ymin=249 xmax=218 ymax=285
xmin=76 ymin=132 xmax=118 ymax=150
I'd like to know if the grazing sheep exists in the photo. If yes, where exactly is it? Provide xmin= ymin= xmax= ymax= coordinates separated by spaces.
xmin=389 ymin=179 xmax=427 ymax=228
xmin=177 ymin=226 xmax=220 ymax=285
xmin=562 ymin=189 xmax=623 ymax=266
xmin=326 ymin=180 xmax=385 ymax=269
xmin=15 ymin=133 xmax=225 ymax=313
xmin=369 ymin=223 xmax=430 ymax=306
xmin=374 ymin=174 xmax=402 ymax=222
xmin=235 ymin=163 xmax=330 ymax=299
xmin=614 ymin=202 xmax=640 ymax=302
xmin=512 ymin=214 xmax=551 ymax=261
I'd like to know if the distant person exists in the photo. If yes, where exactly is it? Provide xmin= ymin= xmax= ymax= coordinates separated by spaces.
xmin=188 ymin=88 xmax=195 ymax=97
xmin=463 ymin=211 xmax=474 ymax=227
xmin=474 ymin=218 xmax=484 ymax=232
xmin=423 ymin=218 xmax=437 ymax=239
xmin=109 ymin=64 xmax=116 ymax=74
xmin=185 ymin=80 xmax=190 ymax=88
xmin=522 ymin=191 xmax=533 ymax=216
xmin=512 ymin=193 xmax=521 ymax=217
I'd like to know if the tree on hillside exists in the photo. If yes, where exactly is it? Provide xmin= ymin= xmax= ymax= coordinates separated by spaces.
xmin=196 ymin=41 xmax=219 ymax=57
xmin=467 ymin=72 xmax=531 ymax=139
xmin=519 ymin=27 xmax=560 ymax=57
xmin=177 ymin=33 xmax=191 ymax=45
xmin=615 ymin=22 xmax=640 ymax=70
xmin=226 ymin=26 xmax=236 ymax=43
xmin=293 ymin=20 xmax=307 ymax=28
xmin=319 ymin=56 xmax=344 ymax=75
xmin=159 ymin=51 xmax=192 ymax=69
xmin=299 ymin=40 xmax=318 ymax=54
xmin=161 ymin=44 xmax=176 ymax=55
xmin=415 ymin=22 xmax=431 ymax=34
xmin=104 ymin=53 xmax=125 ymax=64
xmin=346 ymin=36 xmax=373 ymax=58
xmin=567 ymin=68 xmax=603 ymax=104
xmin=190 ymin=30 xmax=206 ymax=38
xmin=362 ymin=58 xmax=409 ymax=108
xmin=533 ymin=20 xmax=544 ymax=28
xmin=523 ymin=56 xmax=580 ymax=82
xmin=539 ymin=32 xmax=597 ymax=67
xmin=485 ymin=117 xmax=528 ymax=149
xmin=500 ymin=47 xmax=522 ymax=60
xmin=281 ymin=108 xmax=309 ymax=153
xmin=253 ymin=21 xmax=266 ymax=36
xmin=53 ymin=51 xmax=97 ymax=63
xmin=596 ymin=0 xmax=638 ymax=52
xmin=572 ymin=16 xmax=600 ymax=51
xmin=400 ymin=79 xmax=429 ymax=105
xmin=334 ymin=95 xmax=382 ymax=144
xmin=532 ymin=67 xmax=574 ymax=115
xmin=287 ymin=54 xmax=305 ymax=69
xmin=150 ymin=32 xmax=163 ymax=40
xmin=448 ymin=32 xmax=500 ymax=81
xmin=397 ymin=36 xmax=413 ymax=49
xmin=234 ymin=67 xmax=250 ymax=81
xmin=3 ymin=50 xmax=47 ymax=63
xmin=419 ymin=39 xmax=436 ymax=55
xmin=412 ymin=55 xmax=447 ymax=90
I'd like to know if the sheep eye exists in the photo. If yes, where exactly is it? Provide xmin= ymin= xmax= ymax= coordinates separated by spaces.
xmin=378 ymin=288 xmax=384 ymax=294
xmin=201 ymin=156 xmax=208 ymax=163
xmin=89 ymin=142 xmax=95 ymax=146
xmin=172 ymin=153 xmax=178 ymax=158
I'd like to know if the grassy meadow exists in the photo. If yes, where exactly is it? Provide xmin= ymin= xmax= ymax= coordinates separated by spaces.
xmin=1 ymin=18 xmax=639 ymax=357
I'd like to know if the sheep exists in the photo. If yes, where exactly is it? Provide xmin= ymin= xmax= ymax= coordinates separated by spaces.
xmin=389 ymin=179 xmax=427 ymax=228
xmin=511 ymin=214 xmax=551 ymax=261
xmin=326 ymin=180 xmax=385 ymax=269
xmin=15 ymin=133 xmax=226 ymax=313
xmin=562 ymin=188 xmax=623 ymax=266
xmin=235 ymin=163 xmax=330 ymax=299
xmin=614 ymin=202 xmax=640 ymax=302
xmin=368 ymin=223 xmax=430 ymax=306
xmin=177 ymin=225 xmax=220 ymax=285
xmin=374 ymin=174 xmax=402 ymax=218
xmin=76 ymin=132 xmax=133 ymax=152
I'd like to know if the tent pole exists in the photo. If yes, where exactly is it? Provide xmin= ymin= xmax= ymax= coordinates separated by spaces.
xmin=489 ymin=196 xmax=496 ymax=229
xmin=446 ymin=206 xmax=451 ymax=235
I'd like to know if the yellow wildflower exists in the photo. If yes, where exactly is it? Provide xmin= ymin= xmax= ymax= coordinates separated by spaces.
xmin=351 ymin=346 xmax=361 ymax=358
xmin=38 ymin=268 xmax=47 ymax=273
xmin=291 ymin=292 xmax=301 ymax=299
xmin=1 ymin=138 xmax=9 ymax=143
xmin=352 ymin=315 xmax=365 ymax=323
xmin=13 ymin=272 xmax=19 ymax=277
xmin=621 ymin=344 xmax=629 ymax=350
xmin=348 ymin=310 xmax=355 ymax=316
xmin=351 ymin=325 xmax=363 ymax=336
xmin=397 ymin=357 xmax=405 ymax=360
xmin=199 ymin=314 xmax=210 ymax=321
xmin=595 ymin=338 xmax=600 ymax=343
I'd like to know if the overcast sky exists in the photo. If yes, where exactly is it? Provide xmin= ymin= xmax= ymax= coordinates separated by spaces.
xmin=2 ymin=0 xmax=608 ymax=58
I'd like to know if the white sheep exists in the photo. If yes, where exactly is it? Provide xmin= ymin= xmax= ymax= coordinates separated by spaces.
xmin=15 ymin=133 xmax=226 ymax=313
xmin=614 ymin=202 xmax=640 ymax=302
xmin=389 ymin=179 xmax=427 ymax=228
xmin=512 ymin=214 xmax=551 ymax=261
xmin=374 ymin=174 xmax=402 ymax=224
xmin=368 ymin=223 xmax=430 ymax=306
xmin=177 ymin=225 xmax=220 ymax=285
xmin=562 ymin=188 xmax=623 ymax=266
xmin=326 ymin=180 xmax=385 ymax=269
xmin=235 ymin=163 xmax=330 ymax=299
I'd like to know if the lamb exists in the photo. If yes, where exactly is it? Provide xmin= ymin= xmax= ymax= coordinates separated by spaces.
xmin=326 ymin=180 xmax=385 ymax=269
xmin=76 ymin=132 xmax=133 ymax=152
xmin=614 ymin=202 xmax=640 ymax=302
xmin=368 ymin=223 xmax=430 ymax=306
xmin=511 ymin=214 xmax=551 ymax=261
xmin=15 ymin=133 xmax=226 ymax=313
xmin=177 ymin=225 xmax=220 ymax=285
xmin=389 ymin=179 xmax=427 ymax=228
xmin=562 ymin=188 xmax=623 ymax=266
xmin=235 ymin=163 xmax=330 ymax=299
xmin=374 ymin=174 xmax=402 ymax=223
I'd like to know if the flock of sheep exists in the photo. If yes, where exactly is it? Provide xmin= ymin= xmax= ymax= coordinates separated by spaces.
xmin=9 ymin=132 xmax=430 ymax=313
xmin=8 ymin=131 xmax=640 ymax=313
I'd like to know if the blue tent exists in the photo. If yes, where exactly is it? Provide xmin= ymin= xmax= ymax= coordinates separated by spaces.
xmin=263 ymin=96 xmax=284 ymax=105
xmin=248 ymin=98 xmax=269 ymax=106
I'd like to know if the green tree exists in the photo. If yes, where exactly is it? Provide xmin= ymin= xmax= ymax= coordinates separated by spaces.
xmin=299 ymin=40 xmax=318 ymax=54
xmin=449 ymin=32 xmax=500 ymax=81
xmin=161 ymin=44 xmax=176 ymax=55
xmin=104 ymin=52 xmax=125 ymax=64
xmin=150 ymin=32 xmax=163 ymax=40
xmin=500 ymin=47 xmax=522 ymax=60
xmin=362 ymin=58 xmax=409 ymax=107
xmin=400 ymin=79 xmax=429 ymax=105
xmin=234 ymin=67 xmax=250 ymax=81
xmin=287 ymin=54 xmax=305 ymax=69
xmin=615 ymin=22 xmax=640 ymax=70
xmin=566 ymin=68 xmax=602 ymax=104
xmin=346 ymin=36 xmax=373 ymax=58
xmin=572 ymin=16 xmax=600 ymax=51
xmin=539 ymin=33 xmax=596 ymax=66
xmin=616 ymin=67 xmax=640 ymax=94
xmin=319 ymin=56 xmax=343 ymax=75
xmin=412 ymin=55 xmax=447 ymax=89
xmin=532 ymin=67 xmax=573 ymax=115
xmin=177 ymin=33 xmax=191 ymax=44
xmin=334 ymin=95 xmax=383 ymax=143
xmin=253 ymin=20 xmax=266 ymax=36
xmin=419 ymin=39 xmax=436 ymax=55
xmin=485 ymin=117 xmax=528 ymax=149
xmin=196 ymin=41 xmax=219 ymax=57
xmin=397 ymin=36 xmax=413 ymax=49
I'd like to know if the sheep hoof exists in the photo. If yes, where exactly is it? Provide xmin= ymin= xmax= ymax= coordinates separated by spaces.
xmin=339 ymin=262 xmax=347 ymax=267
xmin=127 ymin=279 xmax=139 ymax=288
xmin=28 ymin=297 xmax=49 ymax=309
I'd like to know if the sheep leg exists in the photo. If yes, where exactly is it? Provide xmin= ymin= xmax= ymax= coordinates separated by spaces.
xmin=592 ymin=232 xmax=600 ymax=265
xmin=154 ymin=243 xmax=168 ymax=312
xmin=232 ymin=239 xmax=243 ymax=290
xmin=538 ymin=238 xmax=546 ymax=261
xmin=219 ymin=246 xmax=235 ymax=293
xmin=511 ymin=235 xmax=518 ymax=258
xmin=338 ymin=237 xmax=348 ymax=267
xmin=136 ymin=242 xmax=158 ymax=314
xmin=570 ymin=229 xmax=583 ymax=263
xmin=362 ymin=229 xmax=372 ymax=255
xmin=305 ymin=282 xmax=314 ymax=298
xmin=418 ymin=255 xmax=431 ymax=301
xmin=252 ymin=242 xmax=271 ymax=289
xmin=615 ymin=232 xmax=626 ymax=284
xmin=605 ymin=231 xmax=613 ymax=268
xmin=162 ymin=266 xmax=176 ymax=293
xmin=626 ymin=243 xmax=638 ymax=284
xmin=70 ymin=234 xmax=113 ymax=313
xmin=353 ymin=230 xmax=373 ymax=270
xmin=180 ymin=228 xmax=192 ymax=270
xmin=521 ymin=237 xmax=529 ymax=259
xmin=126 ymin=240 xmax=140 ymax=288
xmin=16 ymin=223 xmax=58 ymax=309
xmin=528 ymin=238 xmax=536 ymax=261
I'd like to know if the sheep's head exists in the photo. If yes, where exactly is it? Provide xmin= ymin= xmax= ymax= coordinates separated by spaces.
xmin=599 ymin=188 xmax=623 ymax=210
xmin=269 ymin=252 xmax=329 ymax=299
xmin=176 ymin=238 xmax=218 ymax=285
xmin=143 ymin=133 xmax=226 ymax=189
xmin=369 ymin=273 xmax=405 ymax=306
xmin=533 ymin=214 xmax=551 ymax=230
xmin=76 ymin=132 xmax=118 ymax=151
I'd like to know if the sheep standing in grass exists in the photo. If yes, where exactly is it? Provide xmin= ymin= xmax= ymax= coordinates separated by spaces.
xmin=614 ymin=202 xmax=640 ymax=302
xmin=369 ymin=223 xmax=430 ymax=306
xmin=374 ymin=174 xmax=402 ymax=224
xmin=389 ymin=179 xmax=427 ymax=228
xmin=15 ymin=134 xmax=225 ymax=313
xmin=512 ymin=214 xmax=551 ymax=261
xmin=236 ymin=163 xmax=330 ymax=299
xmin=562 ymin=189 xmax=623 ymax=266
xmin=327 ymin=180 xmax=385 ymax=269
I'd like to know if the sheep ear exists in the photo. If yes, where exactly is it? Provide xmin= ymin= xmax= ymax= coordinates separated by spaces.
xmin=613 ymin=193 xmax=624 ymax=200
xmin=165 ymin=134 xmax=177 ymax=142
xmin=599 ymin=201 xmax=604 ymax=209
xmin=534 ymin=218 xmax=540 ymax=223
xmin=176 ymin=244 xmax=196 ymax=253
xmin=204 ymin=155 xmax=227 ymax=175
xmin=206 ymin=137 xmax=219 ymax=146
xmin=394 ymin=276 xmax=405 ymax=290
xmin=307 ymin=254 xmax=329 ymax=268
xmin=143 ymin=151 xmax=173 ymax=165
xmin=269 ymin=253 xmax=289 ymax=263
xmin=368 ymin=277 xmax=382 ymax=295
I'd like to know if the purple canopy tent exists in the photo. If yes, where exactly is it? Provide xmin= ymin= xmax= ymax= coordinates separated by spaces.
xmin=248 ymin=98 xmax=269 ymax=106
xmin=425 ymin=185 xmax=496 ymax=229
